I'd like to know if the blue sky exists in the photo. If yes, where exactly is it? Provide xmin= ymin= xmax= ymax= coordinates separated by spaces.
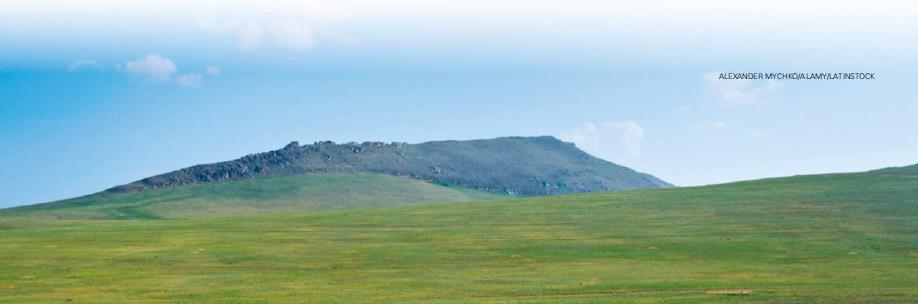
xmin=2 ymin=1 xmax=918 ymax=207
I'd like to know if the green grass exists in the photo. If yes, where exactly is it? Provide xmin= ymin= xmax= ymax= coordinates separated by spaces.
xmin=1 ymin=173 xmax=503 ymax=219
xmin=0 ymin=167 xmax=916 ymax=302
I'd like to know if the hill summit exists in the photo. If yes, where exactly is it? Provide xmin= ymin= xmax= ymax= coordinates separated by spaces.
xmin=111 ymin=136 xmax=670 ymax=195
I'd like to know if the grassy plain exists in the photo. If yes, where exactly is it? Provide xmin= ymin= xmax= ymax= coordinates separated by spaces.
xmin=1 ymin=167 xmax=916 ymax=303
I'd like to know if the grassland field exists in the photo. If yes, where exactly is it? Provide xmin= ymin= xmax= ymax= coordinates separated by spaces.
xmin=0 ymin=168 xmax=916 ymax=303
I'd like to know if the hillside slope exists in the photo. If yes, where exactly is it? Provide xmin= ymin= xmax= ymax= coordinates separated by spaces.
xmin=110 ymin=136 xmax=671 ymax=196
xmin=2 ymin=173 xmax=502 ymax=219
xmin=0 ymin=166 xmax=915 ymax=302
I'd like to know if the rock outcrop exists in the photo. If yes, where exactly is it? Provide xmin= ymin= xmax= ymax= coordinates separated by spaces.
xmin=109 ymin=136 xmax=672 ymax=195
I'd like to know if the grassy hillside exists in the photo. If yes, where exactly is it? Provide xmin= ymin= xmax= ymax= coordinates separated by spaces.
xmin=114 ymin=136 xmax=671 ymax=196
xmin=0 ymin=167 xmax=916 ymax=302
xmin=2 ymin=173 xmax=502 ymax=219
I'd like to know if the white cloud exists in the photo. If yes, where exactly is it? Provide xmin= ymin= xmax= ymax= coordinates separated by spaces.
xmin=67 ymin=59 xmax=104 ymax=72
xmin=750 ymin=129 xmax=772 ymax=138
xmin=201 ymin=19 xmax=320 ymax=52
xmin=237 ymin=22 xmax=265 ymax=51
xmin=559 ymin=121 xmax=644 ymax=164
xmin=123 ymin=54 xmax=177 ymax=81
xmin=195 ymin=1 xmax=353 ymax=52
xmin=176 ymin=73 xmax=203 ymax=88
xmin=121 ymin=54 xmax=211 ymax=88
xmin=205 ymin=65 xmax=222 ymax=76
xmin=705 ymin=73 xmax=782 ymax=107
xmin=268 ymin=20 xmax=316 ymax=50
xmin=691 ymin=121 xmax=728 ymax=131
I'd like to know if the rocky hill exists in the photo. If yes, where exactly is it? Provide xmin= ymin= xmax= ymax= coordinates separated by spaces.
xmin=110 ymin=136 xmax=671 ymax=195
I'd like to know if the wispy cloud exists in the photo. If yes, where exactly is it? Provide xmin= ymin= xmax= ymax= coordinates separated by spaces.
xmin=691 ymin=121 xmax=728 ymax=131
xmin=205 ymin=66 xmax=222 ymax=76
xmin=559 ymin=121 xmax=644 ymax=164
xmin=237 ymin=22 xmax=266 ymax=51
xmin=705 ymin=73 xmax=782 ymax=107
xmin=121 ymin=54 xmax=218 ymax=88
xmin=175 ymin=73 xmax=203 ymax=88
xmin=196 ymin=1 xmax=352 ymax=52
xmin=123 ymin=54 xmax=177 ymax=82
xmin=200 ymin=19 xmax=319 ymax=52
xmin=67 ymin=59 xmax=104 ymax=72
xmin=750 ymin=129 xmax=772 ymax=138
xmin=268 ymin=20 xmax=316 ymax=51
